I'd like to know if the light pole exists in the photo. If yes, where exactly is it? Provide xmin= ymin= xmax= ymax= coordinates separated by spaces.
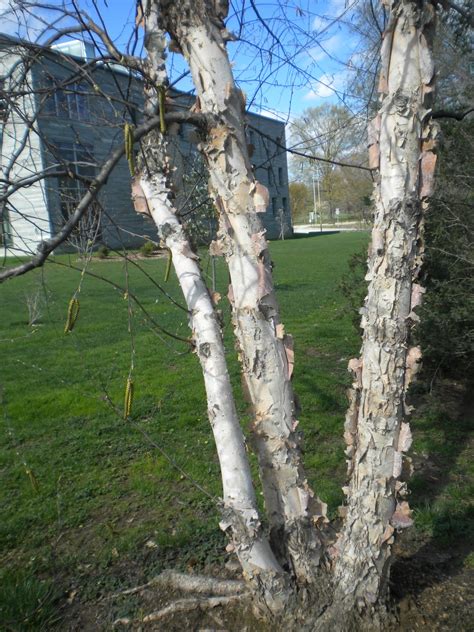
xmin=318 ymin=172 xmax=322 ymax=233
xmin=312 ymin=166 xmax=322 ymax=233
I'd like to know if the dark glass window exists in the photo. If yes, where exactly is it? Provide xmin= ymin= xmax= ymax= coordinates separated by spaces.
xmin=278 ymin=167 xmax=284 ymax=186
xmin=43 ymin=79 xmax=91 ymax=122
xmin=0 ymin=79 xmax=8 ymax=122
xmin=0 ymin=206 xmax=11 ymax=246
xmin=272 ymin=197 xmax=277 ymax=216
xmin=54 ymin=143 xmax=101 ymax=243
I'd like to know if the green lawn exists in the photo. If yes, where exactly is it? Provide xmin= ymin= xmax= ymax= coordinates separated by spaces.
xmin=1 ymin=232 xmax=471 ymax=629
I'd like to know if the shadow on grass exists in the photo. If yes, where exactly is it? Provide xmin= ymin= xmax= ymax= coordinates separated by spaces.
xmin=391 ymin=381 xmax=474 ymax=602
xmin=0 ymin=568 xmax=62 ymax=632
xmin=274 ymin=282 xmax=312 ymax=293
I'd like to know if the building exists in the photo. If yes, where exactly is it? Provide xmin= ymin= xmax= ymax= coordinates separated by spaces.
xmin=0 ymin=35 xmax=292 ymax=257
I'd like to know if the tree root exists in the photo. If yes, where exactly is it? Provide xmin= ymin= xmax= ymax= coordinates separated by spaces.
xmin=113 ymin=593 xmax=250 ymax=627
xmin=105 ymin=569 xmax=250 ymax=627
xmin=103 ymin=569 xmax=246 ymax=601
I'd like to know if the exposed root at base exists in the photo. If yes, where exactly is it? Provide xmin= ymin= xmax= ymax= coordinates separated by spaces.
xmin=113 ymin=593 xmax=250 ymax=627
xmin=103 ymin=569 xmax=246 ymax=601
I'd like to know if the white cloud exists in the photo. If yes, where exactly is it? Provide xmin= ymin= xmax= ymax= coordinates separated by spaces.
xmin=307 ymin=34 xmax=342 ymax=63
xmin=0 ymin=0 xmax=63 ymax=40
xmin=303 ymin=70 xmax=347 ymax=100
xmin=312 ymin=0 xmax=348 ymax=32
xmin=0 ymin=0 xmax=22 ymax=36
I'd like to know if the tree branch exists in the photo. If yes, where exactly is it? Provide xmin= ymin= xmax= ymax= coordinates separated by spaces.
xmin=250 ymin=125 xmax=372 ymax=172
xmin=442 ymin=0 xmax=474 ymax=27
xmin=432 ymin=107 xmax=474 ymax=121
xmin=51 ymin=260 xmax=192 ymax=344
xmin=0 ymin=111 xmax=208 ymax=283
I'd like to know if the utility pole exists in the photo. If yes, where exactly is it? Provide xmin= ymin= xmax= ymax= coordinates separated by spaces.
xmin=312 ymin=173 xmax=317 ymax=227
xmin=312 ymin=167 xmax=322 ymax=233
xmin=318 ymin=174 xmax=322 ymax=233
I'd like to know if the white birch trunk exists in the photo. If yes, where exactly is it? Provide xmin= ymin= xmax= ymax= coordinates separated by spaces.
xmin=333 ymin=0 xmax=439 ymax=615
xmin=135 ymin=4 xmax=288 ymax=611
xmin=137 ymin=173 xmax=285 ymax=586
xmin=158 ymin=0 xmax=324 ymax=583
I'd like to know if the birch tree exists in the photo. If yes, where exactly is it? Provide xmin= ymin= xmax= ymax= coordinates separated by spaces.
xmin=149 ymin=1 xmax=439 ymax=627
xmin=333 ymin=0 xmax=439 ymax=619
xmin=0 ymin=0 xmax=445 ymax=628
xmin=135 ymin=0 xmax=287 ymax=603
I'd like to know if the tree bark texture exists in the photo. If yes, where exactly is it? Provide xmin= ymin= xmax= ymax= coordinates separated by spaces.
xmin=136 ymin=4 xmax=288 ymax=612
xmin=334 ymin=0 xmax=439 ymax=614
xmin=157 ymin=0 xmax=325 ymax=584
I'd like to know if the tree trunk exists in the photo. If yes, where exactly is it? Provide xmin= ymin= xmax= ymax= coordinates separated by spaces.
xmin=136 ymin=3 xmax=289 ymax=613
xmin=333 ymin=0 xmax=439 ymax=620
xmin=139 ymin=0 xmax=439 ymax=627
xmin=157 ymin=0 xmax=325 ymax=584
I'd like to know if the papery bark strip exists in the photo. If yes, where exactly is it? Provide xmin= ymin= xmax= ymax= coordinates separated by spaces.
xmin=136 ymin=3 xmax=288 ymax=610
xmin=157 ymin=0 xmax=324 ymax=582
xmin=334 ymin=0 xmax=439 ymax=612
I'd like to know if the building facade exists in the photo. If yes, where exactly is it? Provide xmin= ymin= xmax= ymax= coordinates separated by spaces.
xmin=0 ymin=36 xmax=292 ymax=257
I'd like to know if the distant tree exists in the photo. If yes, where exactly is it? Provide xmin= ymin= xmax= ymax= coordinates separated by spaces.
xmin=321 ymin=157 xmax=373 ymax=221
xmin=290 ymin=105 xmax=368 ymax=219
xmin=288 ymin=181 xmax=311 ymax=224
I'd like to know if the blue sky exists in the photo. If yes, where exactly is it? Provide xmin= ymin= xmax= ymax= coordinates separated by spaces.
xmin=0 ymin=0 xmax=364 ymax=120
xmin=93 ymin=0 xmax=364 ymax=120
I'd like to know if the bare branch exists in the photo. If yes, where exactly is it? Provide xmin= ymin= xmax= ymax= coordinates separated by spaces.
xmin=442 ymin=0 xmax=474 ymax=27
xmin=432 ymin=107 xmax=474 ymax=121
xmin=50 ymin=260 xmax=192 ymax=345
xmin=0 ymin=111 xmax=208 ymax=283
xmin=250 ymin=125 xmax=372 ymax=172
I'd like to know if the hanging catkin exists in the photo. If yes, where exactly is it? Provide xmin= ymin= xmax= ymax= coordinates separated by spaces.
xmin=124 ymin=123 xmax=135 ymax=176
xmin=158 ymin=86 xmax=166 ymax=134
xmin=64 ymin=298 xmax=80 ymax=333
xmin=164 ymin=249 xmax=172 ymax=282
xmin=124 ymin=377 xmax=134 ymax=419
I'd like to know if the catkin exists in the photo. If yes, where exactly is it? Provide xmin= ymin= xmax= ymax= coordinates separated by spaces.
xmin=158 ymin=86 xmax=166 ymax=134
xmin=164 ymin=249 xmax=172 ymax=282
xmin=124 ymin=123 xmax=135 ymax=176
xmin=124 ymin=377 xmax=134 ymax=419
xmin=26 ymin=468 xmax=40 ymax=492
xmin=64 ymin=298 xmax=80 ymax=333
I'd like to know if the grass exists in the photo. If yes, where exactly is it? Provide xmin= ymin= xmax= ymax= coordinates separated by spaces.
xmin=1 ymin=232 xmax=472 ymax=627
xmin=409 ymin=383 xmax=474 ymax=547
xmin=0 ymin=568 xmax=61 ymax=631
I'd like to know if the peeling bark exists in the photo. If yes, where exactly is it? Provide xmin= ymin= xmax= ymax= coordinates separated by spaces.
xmin=334 ymin=0 xmax=439 ymax=614
xmin=128 ymin=0 xmax=440 ymax=624
xmin=136 ymin=4 xmax=288 ymax=613
xmin=138 ymin=167 xmax=289 ymax=611
xmin=157 ymin=0 xmax=324 ymax=583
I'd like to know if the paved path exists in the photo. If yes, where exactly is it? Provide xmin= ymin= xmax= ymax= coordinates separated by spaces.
xmin=294 ymin=223 xmax=369 ymax=234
